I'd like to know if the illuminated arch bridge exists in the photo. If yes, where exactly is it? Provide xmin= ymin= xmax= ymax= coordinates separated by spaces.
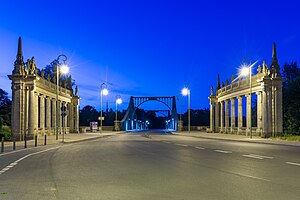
xmin=121 ymin=96 xmax=178 ymax=131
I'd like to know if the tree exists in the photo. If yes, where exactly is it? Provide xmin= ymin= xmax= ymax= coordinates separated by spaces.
xmin=79 ymin=105 xmax=99 ymax=126
xmin=282 ymin=62 xmax=300 ymax=135
xmin=182 ymin=109 xmax=210 ymax=126
xmin=0 ymin=89 xmax=12 ymax=126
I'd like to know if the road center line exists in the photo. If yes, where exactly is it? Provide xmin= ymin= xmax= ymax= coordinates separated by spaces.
xmin=195 ymin=146 xmax=205 ymax=150
xmin=242 ymin=154 xmax=263 ymax=159
xmin=0 ymin=146 xmax=60 ymax=176
xmin=175 ymin=143 xmax=188 ymax=147
xmin=215 ymin=150 xmax=232 ymax=154
xmin=286 ymin=162 xmax=300 ymax=166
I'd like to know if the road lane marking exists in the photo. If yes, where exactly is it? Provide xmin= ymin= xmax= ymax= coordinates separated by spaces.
xmin=195 ymin=146 xmax=205 ymax=150
xmin=0 ymin=146 xmax=60 ymax=176
xmin=175 ymin=143 xmax=188 ymax=147
xmin=236 ymin=173 xmax=270 ymax=182
xmin=242 ymin=154 xmax=273 ymax=160
xmin=242 ymin=154 xmax=263 ymax=159
xmin=215 ymin=150 xmax=232 ymax=154
xmin=286 ymin=162 xmax=300 ymax=166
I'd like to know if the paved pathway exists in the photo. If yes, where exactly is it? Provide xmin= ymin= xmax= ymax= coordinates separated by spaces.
xmin=1 ymin=131 xmax=123 ymax=153
xmin=174 ymin=131 xmax=300 ymax=146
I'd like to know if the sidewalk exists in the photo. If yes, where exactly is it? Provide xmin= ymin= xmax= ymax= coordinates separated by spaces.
xmin=173 ymin=131 xmax=300 ymax=147
xmin=1 ymin=131 xmax=123 ymax=153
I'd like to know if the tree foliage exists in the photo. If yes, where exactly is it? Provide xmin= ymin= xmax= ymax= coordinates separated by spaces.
xmin=0 ymin=89 xmax=12 ymax=126
xmin=182 ymin=109 xmax=210 ymax=126
xmin=282 ymin=61 xmax=300 ymax=135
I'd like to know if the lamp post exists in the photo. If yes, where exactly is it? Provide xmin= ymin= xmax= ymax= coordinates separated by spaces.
xmin=182 ymin=86 xmax=190 ymax=133
xmin=115 ymin=95 xmax=122 ymax=131
xmin=241 ymin=63 xmax=252 ymax=139
xmin=100 ymin=83 xmax=108 ymax=134
xmin=55 ymin=54 xmax=68 ymax=141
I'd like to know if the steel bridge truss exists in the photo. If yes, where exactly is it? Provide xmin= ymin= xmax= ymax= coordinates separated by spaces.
xmin=121 ymin=96 xmax=178 ymax=131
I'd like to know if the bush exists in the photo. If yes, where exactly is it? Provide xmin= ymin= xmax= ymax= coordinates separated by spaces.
xmin=0 ymin=126 xmax=11 ymax=141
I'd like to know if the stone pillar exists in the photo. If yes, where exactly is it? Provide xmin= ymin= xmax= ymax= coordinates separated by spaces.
xmin=215 ymin=102 xmax=220 ymax=132
xmin=58 ymin=101 xmax=62 ymax=134
xmin=46 ymin=97 xmax=51 ymax=134
xmin=225 ymin=100 xmax=229 ymax=133
xmin=246 ymin=94 xmax=252 ymax=136
xmin=220 ymin=101 xmax=224 ymax=133
xmin=35 ymin=93 xmax=40 ymax=134
xmin=28 ymin=87 xmax=36 ymax=136
xmin=39 ymin=94 xmax=45 ymax=135
xmin=230 ymin=98 xmax=235 ymax=133
xmin=237 ymin=96 xmax=243 ymax=134
xmin=274 ymin=82 xmax=283 ymax=136
xmin=64 ymin=102 xmax=68 ymax=133
xmin=209 ymin=99 xmax=215 ymax=133
xmin=51 ymin=99 xmax=56 ymax=134
xmin=262 ymin=86 xmax=272 ymax=138
xmin=256 ymin=92 xmax=262 ymax=136
xmin=69 ymin=103 xmax=74 ymax=133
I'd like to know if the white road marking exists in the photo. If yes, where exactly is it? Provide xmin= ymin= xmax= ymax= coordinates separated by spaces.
xmin=242 ymin=154 xmax=263 ymax=159
xmin=0 ymin=146 xmax=60 ymax=176
xmin=215 ymin=150 xmax=232 ymax=154
xmin=236 ymin=173 xmax=270 ymax=182
xmin=242 ymin=154 xmax=273 ymax=160
xmin=286 ymin=162 xmax=300 ymax=166
xmin=175 ymin=143 xmax=188 ymax=147
xmin=195 ymin=146 xmax=205 ymax=150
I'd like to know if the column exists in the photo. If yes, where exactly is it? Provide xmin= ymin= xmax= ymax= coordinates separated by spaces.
xmin=46 ymin=97 xmax=51 ymax=134
xmin=246 ymin=94 xmax=252 ymax=136
xmin=230 ymin=98 xmax=235 ymax=133
xmin=237 ymin=96 xmax=243 ymax=134
xmin=215 ymin=102 xmax=220 ymax=133
xmin=225 ymin=100 xmax=229 ymax=133
xmin=256 ymin=92 xmax=262 ymax=136
xmin=51 ymin=98 xmax=56 ymax=135
xmin=69 ymin=103 xmax=74 ymax=133
xmin=39 ymin=94 xmax=45 ymax=135
xmin=58 ymin=101 xmax=62 ymax=134
xmin=209 ymin=102 xmax=215 ymax=133
xmin=220 ymin=101 xmax=224 ymax=133
xmin=275 ymin=83 xmax=283 ymax=136
xmin=35 ymin=93 xmax=39 ymax=134
xmin=28 ymin=87 xmax=36 ymax=135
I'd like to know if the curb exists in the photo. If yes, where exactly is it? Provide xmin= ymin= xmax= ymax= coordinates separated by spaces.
xmin=173 ymin=132 xmax=300 ymax=147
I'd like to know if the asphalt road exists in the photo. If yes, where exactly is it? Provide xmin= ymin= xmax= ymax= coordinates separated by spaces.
xmin=1 ymin=130 xmax=300 ymax=200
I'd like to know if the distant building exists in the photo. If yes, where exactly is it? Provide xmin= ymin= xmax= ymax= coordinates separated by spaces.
xmin=208 ymin=43 xmax=284 ymax=138
xmin=8 ymin=37 xmax=80 ymax=140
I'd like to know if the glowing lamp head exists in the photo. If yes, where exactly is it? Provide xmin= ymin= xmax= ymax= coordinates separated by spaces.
xmin=241 ymin=66 xmax=249 ymax=77
xmin=116 ymin=98 xmax=122 ymax=105
xmin=181 ymin=87 xmax=189 ymax=96
xmin=102 ymin=88 xmax=109 ymax=96
xmin=60 ymin=64 xmax=69 ymax=74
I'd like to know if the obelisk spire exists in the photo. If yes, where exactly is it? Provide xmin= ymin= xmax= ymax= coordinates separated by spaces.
xmin=270 ymin=42 xmax=281 ymax=77
xmin=13 ymin=37 xmax=24 ymax=74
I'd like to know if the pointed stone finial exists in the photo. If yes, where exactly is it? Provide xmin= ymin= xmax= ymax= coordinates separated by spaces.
xmin=17 ymin=37 xmax=23 ymax=59
xmin=270 ymin=42 xmax=281 ymax=77
xmin=13 ymin=37 xmax=25 ymax=75
xmin=217 ymin=74 xmax=221 ymax=90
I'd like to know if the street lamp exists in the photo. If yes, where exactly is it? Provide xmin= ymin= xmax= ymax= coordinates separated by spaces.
xmin=55 ymin=54 xmax=68 ymax=141
xmin=182 ymin=86 xmax=190 ymax=133
xmin=115 ymin=95 xmax=122 ymax=122
xmin=241 ymin=62 xmax=252 ymax=139
xmin=100 ymin=83 xmax=108 ymax=133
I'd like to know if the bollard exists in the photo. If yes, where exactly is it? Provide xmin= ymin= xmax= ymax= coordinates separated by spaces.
xmin=44 ymin=134 xmax=47 ymax=145
xmin=35 ymin=135 xmax=37 ymax=147
xmin=13 ymin=137 xmax=16 ymax=150
xmin=1 ymin=137 xmax=4 ymax=153
xmin=24 ymin=135 xmax=27 ymax=148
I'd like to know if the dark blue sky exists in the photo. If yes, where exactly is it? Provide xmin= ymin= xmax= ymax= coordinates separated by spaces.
xmin=1 ymin=0 xmax=300 ymax=112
